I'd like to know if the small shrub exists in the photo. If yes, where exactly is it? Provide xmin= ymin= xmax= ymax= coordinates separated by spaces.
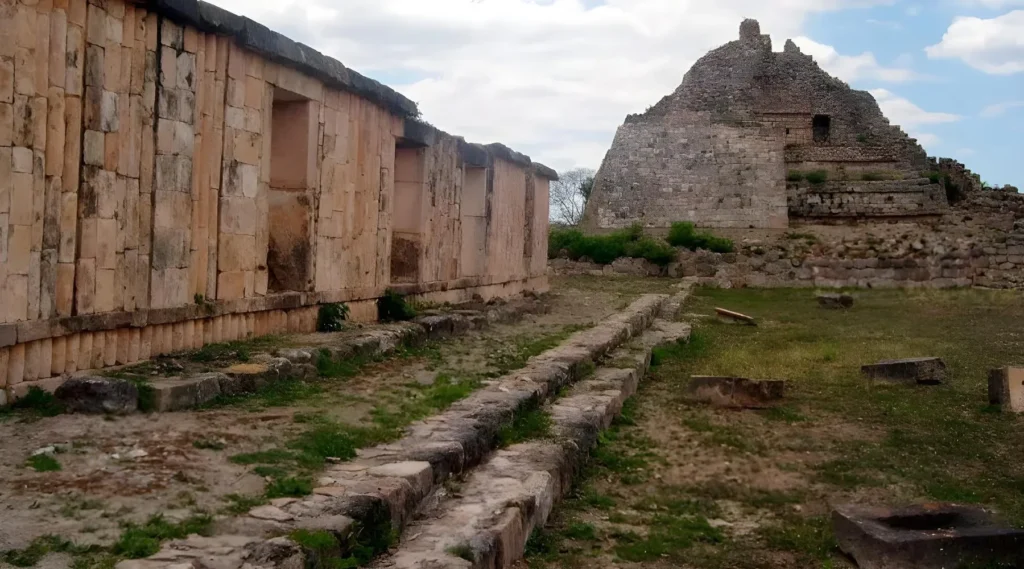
xmin=786 ymin=170 xmax=804 ymax=182
xmin=378 ymin=290 xmax=416 ymax=322
xmin=924 ymin=171 xmax=941 ymax=184
xmin=316 ymin=303 xmax=350 ymax=332
xmin=860 ymin=172 xmax=884 ymax=181
xmin=856 ymin=133 xmax=870 ymax=144
xmin=548 ymin=225 xmax=677 ymax=265
xmin=805 ymin=170 xmax=828 ymax=185
xmin=666 ymin=222 xmax=734 ymax=254
xmin=624 ymin=236 xmax=676 ymax=266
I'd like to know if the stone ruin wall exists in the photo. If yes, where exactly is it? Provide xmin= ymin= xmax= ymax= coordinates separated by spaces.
xmin=583 ymin=111 xmax=788 ymax=230
xmin=583 ymin=19 xmax=947 ymax=231
xmin=0 ymin=0 xmax=555 ymax=403
xmin=560 ymin=189 xmax=1024 ymax=291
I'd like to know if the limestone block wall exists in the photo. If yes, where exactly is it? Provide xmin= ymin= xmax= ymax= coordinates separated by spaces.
xmin=0 ymin=0 xmax=556 ymax=403
xmin=789 ymin=180 xmax=949 ymax=218
xmin=583 ymin=111 xmax=789 ymax=230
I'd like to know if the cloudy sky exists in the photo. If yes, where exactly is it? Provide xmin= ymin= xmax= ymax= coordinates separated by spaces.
xmin=207 ymin=0 xmax=1023 ymax=187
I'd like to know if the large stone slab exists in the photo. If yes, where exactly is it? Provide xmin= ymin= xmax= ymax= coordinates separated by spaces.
xmin=862 ymin=357 xmax=946 ymax=385
xmin=55 ymin=376 xmax=138 ymax=414
xmin=151 ymin=373 xmax=226 ymax=411
xmin=988 ymin=367 xmax=1024 ymax=413
xmin=833 ymin=503 xmax=1024 ymax=569
xmin=686 ymin=376 xmax=786 ymax=409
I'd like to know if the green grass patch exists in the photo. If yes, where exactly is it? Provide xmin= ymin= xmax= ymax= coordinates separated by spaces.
xmin=488 ymin=325 xmax=589 ymax=376
xmin=759 ymin=516 xmax=836 ymax=562
xmin=445 ymin=544 xmax=475 ymax=562
xmin=666 ymin=222 xmax=734 ymax=253
xmin=612 ymin=515 xmax=723 ymax=562
xmin=113 ymin=514 xmax=213 ymax=559
xmin=187 ymin=336 xmax=282 ymax=364
xmin=26 ymin=454 xmax=62 ymax=472
xmin=8 ymin=387 xmax=65 ymax=418
xmin=498 ymin=402 xmax=553 ymax=447
xmin=223 ymin=493 xmax=266 ymax=515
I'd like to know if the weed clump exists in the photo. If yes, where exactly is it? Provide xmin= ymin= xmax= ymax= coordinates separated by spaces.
xmin=317 ymin=303 xmax=350 ymax=332
xmin=378 ymin=290 xmax=417 ymax=322
xmin=805 ymin=170 xmax=829 ymax=185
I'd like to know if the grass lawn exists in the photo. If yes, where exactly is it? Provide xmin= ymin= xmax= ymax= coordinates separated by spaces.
xmin=525 ymin=287 xmax=1024 ymax=569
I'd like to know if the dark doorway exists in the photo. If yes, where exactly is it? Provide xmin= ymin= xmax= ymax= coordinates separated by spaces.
xmin=813 ymin=115 xmax=831 ymax=143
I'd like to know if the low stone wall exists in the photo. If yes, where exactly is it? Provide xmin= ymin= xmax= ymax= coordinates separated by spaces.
xmin=552 ymin=224 xmax=1024 ymax=290
xmin=789 ymin=179 xmax=947 ymax=218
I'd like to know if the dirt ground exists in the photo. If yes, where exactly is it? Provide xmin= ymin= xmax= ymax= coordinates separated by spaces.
xmin=0 ymin=275 xmax=676 ymax=567
xmin=523 ymin=285 xmax=1024 ymax=569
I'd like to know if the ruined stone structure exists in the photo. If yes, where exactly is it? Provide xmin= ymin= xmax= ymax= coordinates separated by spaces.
xmin=0 ymin=0 xmax=555 ymax=401
xmin=583 ymin=19 xmax=945 ymax=230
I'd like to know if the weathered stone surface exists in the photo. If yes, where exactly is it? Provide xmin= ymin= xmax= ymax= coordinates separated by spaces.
xmin=687 ymin=376 xmax=786 ymax=409
xmin=833 ymin=503 xmax=1024 ymax=569
xmin=715 ymin=307 xmax=757 ymax=326
xmin=151 ymin=372 xmax=225 ymax=411
xmin=988 ymin=367 xmax=1024 ymax=413
xmin=862 ymin=357 xmax=946 ymax=385
xmin=817 ymin=293 xmax=854 ymax=309
xmin=55 ymin=376 xmax=138 ymax=414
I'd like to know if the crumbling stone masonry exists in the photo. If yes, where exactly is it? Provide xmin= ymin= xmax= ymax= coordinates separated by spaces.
xmin=583 ymin=19 xmax=947 ymax=230
xmin=0 ymin=0 xmax=557 ymax=403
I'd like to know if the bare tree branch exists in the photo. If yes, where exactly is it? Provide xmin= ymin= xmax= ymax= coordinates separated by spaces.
xmin=550 ymin=168 xmax=595 ymax=226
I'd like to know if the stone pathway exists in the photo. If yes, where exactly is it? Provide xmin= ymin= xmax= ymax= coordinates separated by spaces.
xmin=113 ymin=291 xmax=690 ymax=569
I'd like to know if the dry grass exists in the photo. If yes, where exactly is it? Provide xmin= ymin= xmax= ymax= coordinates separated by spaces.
xmin=526 ymin=286 xmax=1024 ymax=569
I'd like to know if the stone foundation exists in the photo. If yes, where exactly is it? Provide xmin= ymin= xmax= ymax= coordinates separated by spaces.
xmin=0 ymin=276 xmax=545 ymax=404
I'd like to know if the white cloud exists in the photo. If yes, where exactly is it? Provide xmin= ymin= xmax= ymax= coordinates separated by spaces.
xmin=793 ymin=37 xmax=924 ymax=82
xmin=869 ymin=89 xmax=961 ymax=150
xmin=957 ymin=0 xmax=1024 ymax=8
xmin=980 ymin=100 xmax=1024 ymax=117
xmin=926 ymin=11 xmax=1024 ymax=75
xmin=955 ymin=147 xmax=977 ymax=156
xmin=203 ymin=0 xmax=903 ymax=170
xmin=869 ymin=89 xmax=962 ymax=127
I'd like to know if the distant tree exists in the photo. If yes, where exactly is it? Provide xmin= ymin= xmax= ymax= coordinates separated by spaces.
xmin=550 ymin=168 xmax=596 ymax=226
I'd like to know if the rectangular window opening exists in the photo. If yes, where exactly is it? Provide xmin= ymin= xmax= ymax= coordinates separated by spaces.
xmin=460 ymin=166 xmax=488 ymax=278
xmin=391 ymin=144 xmax=427 ymax=284
xmin=813 ymin=114 xmax=831 ymax=143
xmin=267 ymin=87 xmax=316 ymax=294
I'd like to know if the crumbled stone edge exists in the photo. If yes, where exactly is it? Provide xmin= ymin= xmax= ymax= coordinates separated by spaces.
xmin=67 ymin=299 xmax=547 ymax=413
xmin=113 ymin=294 xmax=672 ymax=569
xmin=385 ymin=319 xmax=694 ymax=568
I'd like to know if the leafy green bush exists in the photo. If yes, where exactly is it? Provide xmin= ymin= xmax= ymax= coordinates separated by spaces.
xmin=805 ymin=170 xmax=828 ymax=185
xmin=860 ymin=172 xmax=883 ymax=181
xmin=378 ymin=290 xmax=416 ymax=322
xmin=786 ymin=171 xmax=804 ymax=182
xmin=547 ymin=224 xmax=677 ymax=266
xmin=666 ymin=222 xmax=734 ymax=254
xmin=316 ymin=302 xmax=349 ymax=332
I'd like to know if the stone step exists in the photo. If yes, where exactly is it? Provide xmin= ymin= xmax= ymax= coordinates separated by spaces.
xmin=377 ymin=319 xmax=693 ymax=568
xmin=114 ymin=293 xmax=683 ymax=569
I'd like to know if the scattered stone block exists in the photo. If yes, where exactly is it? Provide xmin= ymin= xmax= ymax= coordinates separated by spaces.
xmin=862 ymin=357 xmax=946 ymax=385
xmin=988 ymin=367 xmax=1024 ymax=413
xmin=833 ymin=503 xmax=1024 ymax=569
xmin=817 ymin=293 xmax=854 ymax=309
xmin=151 ymin=372 xmax=225 ymax=411
xmin=687 ymin=376 xmax=786 ymax=409
xmin=55 ymin=376 xmax=138 ymax=414
xmin=714 ymin=307 xmax=757 ymax=326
